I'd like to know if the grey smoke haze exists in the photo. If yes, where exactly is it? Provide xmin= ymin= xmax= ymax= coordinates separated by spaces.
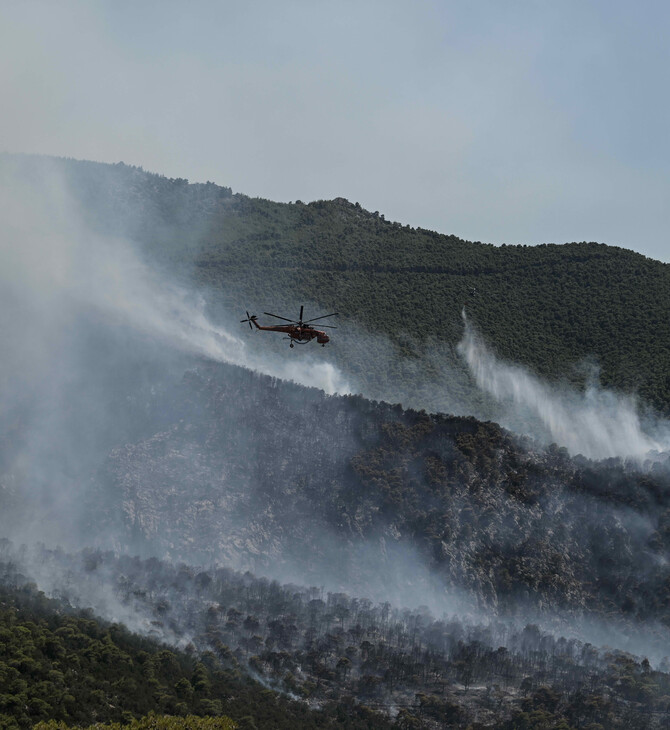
xmin=0 ymin=161 xmax=351 ymax=396
xmin=1 ymin=159 xmax=669 ymax=676
xmin=5 ymin=537 xmax=669 ymax=669
xmin=0 ymin=158 xmax=351 ymax=550
xmin=457 ymin=309 xmax=670 ymax=460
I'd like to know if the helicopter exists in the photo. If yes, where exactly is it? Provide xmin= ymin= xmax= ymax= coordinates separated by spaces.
xmin=241 ymin=306 xmax=338 ymax=347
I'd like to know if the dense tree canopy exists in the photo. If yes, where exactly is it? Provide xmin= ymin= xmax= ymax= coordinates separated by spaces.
xmin=6 ymin=155 xmax=669 ymax=412
xmin=0 ymin=579 xmax=392 ymax=730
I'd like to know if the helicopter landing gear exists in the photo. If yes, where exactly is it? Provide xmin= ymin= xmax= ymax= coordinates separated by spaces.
xmin=290 ymin=342 xmax=294 ymax=348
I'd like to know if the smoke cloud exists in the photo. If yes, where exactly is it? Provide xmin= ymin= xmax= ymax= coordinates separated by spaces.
xmin=0 ymin=157 xmax=350 ymax=392
xmin=457 ymin=309 xmax=670 ymax=460
xmin=0 ymin=158 xmax=351 ymax=551
xmin=2 ymin=158 xmax=668 ymax=686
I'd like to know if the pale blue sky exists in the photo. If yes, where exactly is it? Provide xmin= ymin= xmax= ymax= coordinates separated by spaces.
xmin=2 ymin=0 xmax=669 ymax=261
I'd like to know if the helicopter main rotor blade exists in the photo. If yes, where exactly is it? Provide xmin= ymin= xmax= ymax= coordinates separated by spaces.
xmin=263 ymin=312 xmax=295 ymax=323
xmin=315 ymin=325 xmax=337 ymax=329
xmin=299 ymin=305 xmax=304 ymax=322
xmin=304 ymin=312 xmax=338 ymax=323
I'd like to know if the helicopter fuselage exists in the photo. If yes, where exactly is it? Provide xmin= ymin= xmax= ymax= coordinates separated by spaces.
xmin=241 ymin=307 xmax=337 ymax=347
xmin=252 ymin=321 xmax=330 ymax=345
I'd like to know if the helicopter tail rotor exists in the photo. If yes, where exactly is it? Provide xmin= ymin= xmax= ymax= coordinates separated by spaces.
xmin=240 ymin=311 xmax=257 ymax=330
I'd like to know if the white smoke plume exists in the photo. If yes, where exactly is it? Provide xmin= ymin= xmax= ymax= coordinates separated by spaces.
xmin=74 ymin=241 xmax=352 ymax=396
xmin=0 ymin=158 xmax=350 ymax=397
xmin=0 ymin=158 xmax=351 ymax=550
xmin=457 ymin=309 xmax=670 ymax=460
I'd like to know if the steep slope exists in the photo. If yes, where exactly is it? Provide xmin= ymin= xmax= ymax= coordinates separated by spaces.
xmin=94 ymin=361 xmax=670 ymax=636
xmin=2 ymin=153 xmax=670 ymax=727
xmin=0 ymin=567 xmax=392 ymax=730
xmin=6 ymin=546 xmax=670 ymax=730
xmin=4 ymin=154 xmax=669 ymax=412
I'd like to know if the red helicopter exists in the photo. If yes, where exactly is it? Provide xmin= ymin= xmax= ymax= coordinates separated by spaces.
xmin=241 ymin=306 xmax=338 ymax=348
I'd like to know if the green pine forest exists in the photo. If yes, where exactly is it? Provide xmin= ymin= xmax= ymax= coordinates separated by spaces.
xmin=0 ymin=579 xmax=392 ymax=730
xmin=40 ymin=156 xmax=670 ymax=413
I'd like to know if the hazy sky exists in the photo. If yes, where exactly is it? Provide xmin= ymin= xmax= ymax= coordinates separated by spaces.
xmin=2 ymin=0 xmax=669 ymax=261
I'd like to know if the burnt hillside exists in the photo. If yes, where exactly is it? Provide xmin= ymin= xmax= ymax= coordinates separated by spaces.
xmin=94 ymin=361 xmax=670 ymax=632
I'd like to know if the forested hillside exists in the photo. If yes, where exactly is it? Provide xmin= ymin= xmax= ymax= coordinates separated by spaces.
xmin=4 ymin=546 xmax=670 ymax=730
xmin=3 ymin=348 xmax=669 ymax=725
xmin=94 ymin=361 xmax=670 ymax=634
xmin=3 ymin=154 xmax=670 ymax=728
xmin=0 ymin=570 xmax=392 ymax=730
xmin=195 ymin=199 xmax=670 ymax=409
xmin=5 ymin=154 xmax=669 ymax=412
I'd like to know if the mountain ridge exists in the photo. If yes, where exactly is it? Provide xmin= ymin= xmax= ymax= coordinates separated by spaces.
xmin=2 ymin=153 xmax=670 ymax=728
xmin=3 ymin=153 xmax=669 ymax=413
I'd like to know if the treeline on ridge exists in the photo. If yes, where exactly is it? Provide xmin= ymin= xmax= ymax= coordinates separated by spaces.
xmin=5 ymin=154 xmax=669 ymax=413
